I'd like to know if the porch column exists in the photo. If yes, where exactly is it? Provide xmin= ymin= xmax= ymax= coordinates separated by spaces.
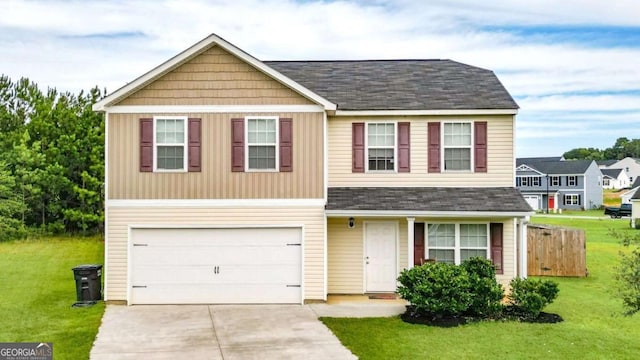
xmin=519 ymin=218 xmax=528 ymax=278
xmin=407 ymin=217 xmax=415 ymax=270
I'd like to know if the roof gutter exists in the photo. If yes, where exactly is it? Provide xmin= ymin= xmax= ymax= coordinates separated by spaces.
xmin=325 ymin=210 xmax=534 ymax=218
xmin=333 ymin=109 xmax=518 ymax=117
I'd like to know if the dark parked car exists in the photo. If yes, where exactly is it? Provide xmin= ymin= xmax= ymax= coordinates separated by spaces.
xmin=604 ymin=203 xmax=632 ymax=218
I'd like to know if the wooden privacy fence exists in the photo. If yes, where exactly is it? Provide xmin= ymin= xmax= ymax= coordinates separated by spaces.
xmin=527 ymin=224 xmax=587 ymax=277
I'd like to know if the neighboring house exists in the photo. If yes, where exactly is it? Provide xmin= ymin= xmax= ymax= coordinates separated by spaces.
xmin=600 ymin=157 xmax=640 ymax=185
xmin=516 ymin=158 xmax=603 ymax=211
xmin=601 ymin=168 xmax=630 ymax=190
xmin=621 ymin=178 xmax=640 ymax=204
xmin=631 ymin=189 xmax=640 ymax=227
xmin=93 ymin=34 xmax=533 ymax=305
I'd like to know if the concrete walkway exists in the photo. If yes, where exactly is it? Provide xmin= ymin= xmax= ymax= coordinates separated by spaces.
xmin=90 ymin=305 xmax=358 ymax=360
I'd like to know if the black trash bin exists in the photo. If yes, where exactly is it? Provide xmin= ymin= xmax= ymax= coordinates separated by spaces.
xmin=72 ymin=264 xmax=102 ymax=304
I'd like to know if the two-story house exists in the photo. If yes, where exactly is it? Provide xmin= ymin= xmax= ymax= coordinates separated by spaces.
xmin=601 ymin=168 xmax=630 ymax=190
xmin=516 ymin=158 xmax=602 ymax=211
xmin=93 ymin=34 xmax=532 ymax=305
xmin=599 ymin=157 xmax=640 ymax=185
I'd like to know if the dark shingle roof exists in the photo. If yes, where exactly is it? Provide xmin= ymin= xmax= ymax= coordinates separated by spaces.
xmin=601 ymin=168 xmax=622 ymax=178
xmin=517 ymin=159 xmax=593 ymax=175
xmin=597 ymin=160 xmax=617 ymax=167
xmin=326 ymin=187 xmax=532 ymax=212
xmin=265 ymin=60 xmax=518 ymax=111
xmin=516 ymin=157 xmax=562 ymax=165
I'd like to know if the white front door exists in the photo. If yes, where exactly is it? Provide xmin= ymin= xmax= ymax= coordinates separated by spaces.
xmin=365 ymin=222 xmax=398 ymax=292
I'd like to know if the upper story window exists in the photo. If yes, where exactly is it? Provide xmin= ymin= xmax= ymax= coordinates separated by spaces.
xmin=367 ymin=123 xmax=396 ymax=171
xmin=567 ymin=176 xmax=577 ymax=186
xmin=155 ymin=116 xmax=187 ymax=171
xmin=516 ymin=176 xmax=541 ymax=187
xmin=246 ymin=117 xmax=278 ymax=171
xmin=427 ymin=223 xmax=489 ymax=264
xmin=550 ymin=176 xmax=560 ymax=186
xmin=603 ymin=178 xmax=610 ymax=186
xmin=443 ymin=122 xmax=472 ymax=171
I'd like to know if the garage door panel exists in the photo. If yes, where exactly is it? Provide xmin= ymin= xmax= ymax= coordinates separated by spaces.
xmin=130 ymin=227 xmax=303 ymax=304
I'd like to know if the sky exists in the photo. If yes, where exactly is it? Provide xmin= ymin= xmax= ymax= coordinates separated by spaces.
xmin=1 ymin=0 xmax=639 ymax=158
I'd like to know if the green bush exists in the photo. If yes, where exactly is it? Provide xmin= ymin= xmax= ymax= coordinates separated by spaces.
xmin=461 ymin=257 xmax=504 ymax=317
xmin=397 ymin=262 xmax=472 ymax=316
xmin=507 ymin=277 xmax=559 ymax=319
xmin=615 ymin=247 xmax=640 ymax=315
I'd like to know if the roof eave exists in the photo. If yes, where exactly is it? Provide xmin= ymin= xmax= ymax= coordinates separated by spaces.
xmin=92 ymin=33 xmax=337 ymax=112
xmin=325 ymin=210 xmax=533 ymax=218
xmin=333 ymin=108 xmax=518 ymax=116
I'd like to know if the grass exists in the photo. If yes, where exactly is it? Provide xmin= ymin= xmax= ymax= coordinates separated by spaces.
xmin=322 ymin=217 xmax=640 ymax=359
xmin=603 ymin=188 xmax=623 ymax=207
xmin=0 ymin=236 xmax=105 ymax=360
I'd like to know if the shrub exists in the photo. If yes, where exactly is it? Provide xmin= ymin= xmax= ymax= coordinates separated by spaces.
xmin=397 ymin=262 xmax=471 ymax=316
xmin=507 ymin=277 xmax=559 ymax=319
xmin=461 ymin=257 xmax=504 ymax=317
xmin=615 ymin=246 xmax=640 ymax=315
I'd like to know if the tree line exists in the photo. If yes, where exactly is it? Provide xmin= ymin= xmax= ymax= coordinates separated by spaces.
xmin=0 ymin=75 xmax=104 ymax=241
xmin=563 ymin=138 xmax=640 ymax=161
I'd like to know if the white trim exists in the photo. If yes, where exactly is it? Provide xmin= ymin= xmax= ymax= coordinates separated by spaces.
xmin=442 ymin=121 xmax=473 ymax=172
xmin=519 ymin=218 xmax=528 ymax=278
xmin=153 ymin=116 xmax=188 ymax=172
xmin=322 ymin=213 xmax=327 ymax=301
xmin=104 ymin=112 xmax=110 ymax=301
xmin=93 ymin=34 xmax=336 ymax=111
xmin=326 ymin=210 xmax=534 ymax=218
xmin=516 ymin=164 xmax=545 ymax=176
xmin=105 ymin=105 xmax=325 ymax=114
xmin=365 ymin=121 xmax=398 ymax=173
xmin=334 ymin=109 xmax=518 ymax=116
xmin=127 ymin=224 xmax=305 ymax=305
xmin=245 ymin=116 xmax=279 ymax=172
xmin=407 ymin=217 xmax=415 ymax=270
xmin=323 ymin=111 xmax=328 ymax=203
xmin=425 ymin=222 xmax=490 ymax=265
xmin=107 ymin=198 xmax=325 ymax=208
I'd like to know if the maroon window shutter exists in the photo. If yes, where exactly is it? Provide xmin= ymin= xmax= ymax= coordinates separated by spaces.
xmin=490 ymin=223 xmax=504 ymax=274
xmin=397 ymin=122 xmax=410 ymax=173
xmin=139 ymin=118 xmax=153 ymax=172
xmin=428 ymin=122 xmax=441 ymax=173
xmin=279 ymin=118 xmax=293 ymax=172
xmin=231 ymin=118 xmax=245 ymax=172
xmin=474 ymin=121 xmax=487 ymax=173
xmin=352 ymin=122 xmax=365 ymax=173
xmin=188 ymin=118 xmax=201 ymax=172
xmin=414 ymin=223 xmax=425 ymax=266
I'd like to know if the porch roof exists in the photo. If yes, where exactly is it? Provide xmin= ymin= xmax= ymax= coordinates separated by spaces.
xmin=326 ymin=187 xmax=533 ymax=215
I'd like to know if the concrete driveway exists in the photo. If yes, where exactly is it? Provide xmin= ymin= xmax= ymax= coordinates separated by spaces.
xmin=90 ymin=304 xmax=357 ymax=360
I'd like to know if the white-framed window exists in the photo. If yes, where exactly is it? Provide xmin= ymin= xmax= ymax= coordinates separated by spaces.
xmin=367 ymin=122 xmax=396 ymax=171
xmin=567 ymin=176 xmax=578 ymax=186
xmin=516 ymin=176 xmax=541 ymax=187
xmin=443 ymin=122 xmax=472 ymax=171
xmin=564 ymin=194 xmax=580 ymax=205
xmin=603 ymin=178 xmax=610 ymax=186
xmin=246 ymin=116 xmax=278 ymax=171
xmin=550 ymin=176 xmax=560 ymax=186
xmin=154 ymin=116 xmax=187 ymax=171
xmin=426 ymin=223 xmax=489 ymax=264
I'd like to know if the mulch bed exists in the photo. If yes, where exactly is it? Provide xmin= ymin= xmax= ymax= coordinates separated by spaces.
xmin=401 ymin=306 xmax=563 ymax=327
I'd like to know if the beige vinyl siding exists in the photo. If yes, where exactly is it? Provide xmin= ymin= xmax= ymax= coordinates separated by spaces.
xmin=327 ymin=217 xmax=515 ymax=293
xmin=108 ymin=112 xmax=323 ymax=199
xmin=328 ymin=115 xmax=515 ymax=187
xmin=106 ymin=205 xmax=325 ymax=302
xmin=327 ymin=217 xmax=408 ymax=294
xmin=117 ymin=45 xmax=313 ymax=106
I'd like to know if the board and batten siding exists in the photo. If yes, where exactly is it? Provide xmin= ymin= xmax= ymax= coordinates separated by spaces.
xmin=108 ymin=112 xmax=323 ymax=200
xmin=327 ymin=217 xmax=514 ymax=294
xmin=106 ymin=206 xmax=325 ymax=302
xmin=327 ymin=217 xmax=408 ymax=294
xmin=328 ymin=115 xmax=515 ymax=187
xmin=116 ymin=45 xmax=314 ymax=106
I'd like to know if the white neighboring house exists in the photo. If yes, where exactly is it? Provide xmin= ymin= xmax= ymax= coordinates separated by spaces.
xmin=600 ymin=157 xmax=640 ymax=185
xmin=621 ymin=178 xmax=640 ymax=204
xmin=601 ymin=168 xmax=630 ymax=190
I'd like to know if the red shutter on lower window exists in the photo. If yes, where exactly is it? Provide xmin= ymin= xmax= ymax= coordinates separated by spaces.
xmin=490 ymin=223 xmax=504 ymax=274
xmin=139 ymin=118 xmax=153 ymax=172
xmin=428 ymin=122 xmax=441 ymax=173
xmin=279 ymin=118 xmax=293 ymax=172
xmin=231 ymin=118 xmax=245 ymax=172
xmin=352 ymin=122 xmax=365 ymax=173
xmin=188 ymin=118 xmax=201 ymax=172
xmin=398 ymin=122 xmax=410 ymax=172
xmin=474 ymin=121 xmax=487 ymax=172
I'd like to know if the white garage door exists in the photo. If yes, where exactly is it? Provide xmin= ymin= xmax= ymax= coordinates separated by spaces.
xmin=130 ymin=227 xmax=302 ymax=304
xmin=523 ymin=195 xmax=539 ymax=210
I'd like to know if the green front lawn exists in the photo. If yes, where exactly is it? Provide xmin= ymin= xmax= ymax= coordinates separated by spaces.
xmin=0 ymin=236 xmax=105 ymax=360
xmin=322 ymin=217 xmax=640 ymax=359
